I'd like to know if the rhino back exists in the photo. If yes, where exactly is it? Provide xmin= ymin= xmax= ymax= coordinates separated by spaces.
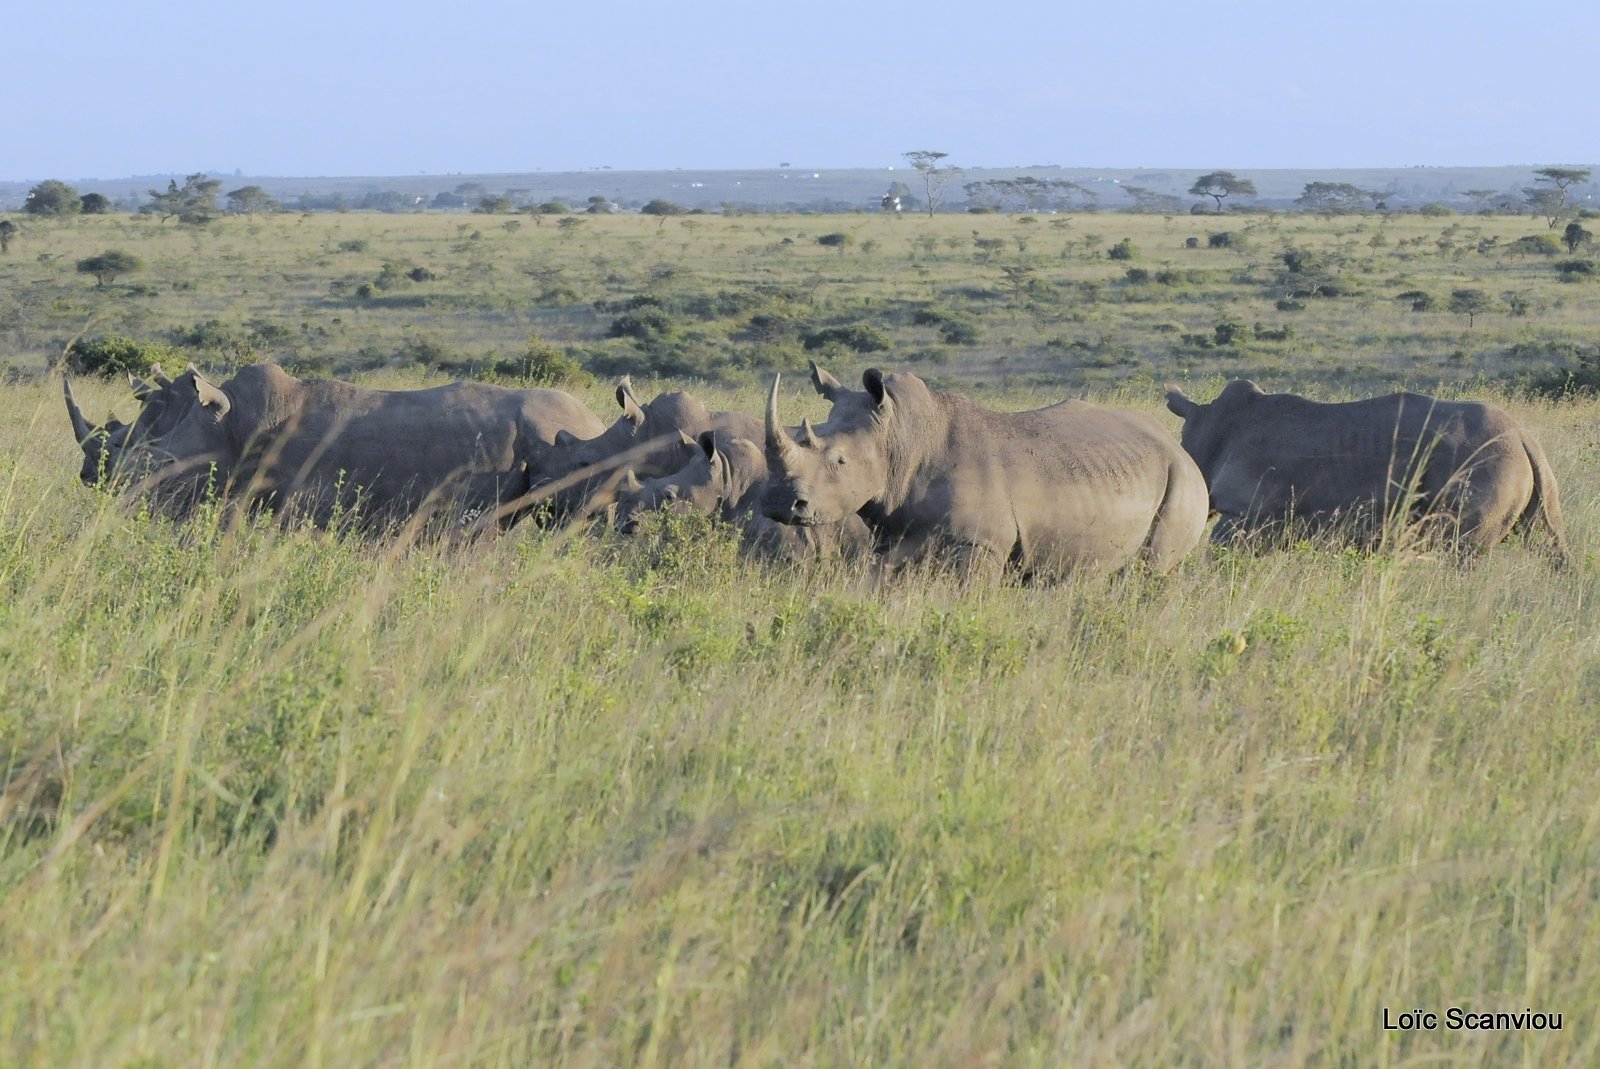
xmin=1206 ymin=392 xmax=1527 ymax=519
xmin=874 ymin=391 xmax=1195 ymax=573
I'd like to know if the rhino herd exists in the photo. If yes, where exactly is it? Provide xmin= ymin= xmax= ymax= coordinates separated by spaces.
xmin=64 ymin=360 xmax=1571 ymax=575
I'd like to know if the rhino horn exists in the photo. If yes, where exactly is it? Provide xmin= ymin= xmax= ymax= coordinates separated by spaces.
xmin=765 ymin=374 xmax=799 ymax=462
xmin=801 ymin=418 xmax=822 ymax=448
xmin=621 ymin=469 xmax=643 ymax=493
xmin=63 ymin=377 xmax=92 ymax=446
xmin=151 ymin=363 xmax=171 ymax=387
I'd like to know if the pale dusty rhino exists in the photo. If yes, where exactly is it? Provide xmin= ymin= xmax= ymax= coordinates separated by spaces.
xmin=95 ymin=363 xmax=605 ymax=529
xmin=1164 ymin=379 xmax=1570 ymax=562
xmin=536 ymin=377 xmax=763 ymax=520
xmin=761 ymin=368 xmax=1209 ymax=578
xmin=614 ymin=430 xmax=875 ymax=562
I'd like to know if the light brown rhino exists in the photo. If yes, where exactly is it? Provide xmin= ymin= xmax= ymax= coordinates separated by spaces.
xmin=762 ymin=368 xmax=1209 ymax=578
xmin=537 ymin=377 xmax=762 ymax=520
xmin=1164 ymin=379 xmax=1570 ymax=562
xmin=93 ymin=363 xmax=605 ymax=530
xmin=614 ymin=430 xmax=875 ymax=561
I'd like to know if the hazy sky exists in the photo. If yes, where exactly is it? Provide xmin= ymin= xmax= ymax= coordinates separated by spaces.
xmin=8 ymin=0 xmax=1596 ymax=181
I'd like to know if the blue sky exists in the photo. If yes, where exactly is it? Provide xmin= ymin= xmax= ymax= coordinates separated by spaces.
xmin=7 ymin=0 xmax=1596 ymax=180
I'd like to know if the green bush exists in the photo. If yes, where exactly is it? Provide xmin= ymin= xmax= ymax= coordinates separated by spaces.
xmin=1107 ymin=238 xmax=1138 ymax=261
xmin=800 ymin=324 xmax=890 ymax=353
xmin=492 ymin=338 xmax=590 ymax=387
xmin=65 ymin=334 xmax=180 ymax=378
xmin=608 ymin=310 xmax=675 ymax=342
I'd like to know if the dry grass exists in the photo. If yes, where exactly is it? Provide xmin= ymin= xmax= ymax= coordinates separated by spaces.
xmin=2 ymin=361 xmax=1598 ymax=1065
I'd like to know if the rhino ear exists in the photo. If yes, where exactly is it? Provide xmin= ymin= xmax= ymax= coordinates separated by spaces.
xmin=1165 ymin=386 xmax=1198 ymax=420
xmin=150 ymin=363 xmax=171 ymax=387
xmin=616 ymin=377 xmax=646 ymax=427
xmin=193 ymin=371 xmax=231 ymax=417
xmin=697 ymin=430 xmax=717 ymax=461
xmin=863 ymin=368 xmax=889 ymax=410
xmin=809 ymin=360 xmax=843 ymax=401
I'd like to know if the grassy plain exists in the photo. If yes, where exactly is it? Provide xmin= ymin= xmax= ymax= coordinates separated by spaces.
xmin=2 ymin=208 xmax=1599 ymax=1067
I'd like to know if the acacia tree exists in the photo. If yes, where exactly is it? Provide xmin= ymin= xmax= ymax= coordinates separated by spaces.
xmin=1189 ymin=171 xmax=1257 ymax=213
xmin=1449 ymin=288 xmax=1492 ymax=328
xmin=1526 ymin=167 xmax=1592 ymax=228
xmin=76 ymin=250 xmax=144 ymax=287
xmin=143 ymin=173 xmax=222 ymax=224
xmin=225 ymin=185 xmax=279 ymax=216
xmin=1295 ymin=181 xmax=1375 ymax=214
xmin=904 ymin=150 xmax=959 ymax=217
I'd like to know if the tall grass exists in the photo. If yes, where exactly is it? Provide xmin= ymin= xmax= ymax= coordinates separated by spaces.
xmin=3 ymin=378 xmax=1597 ymax=1066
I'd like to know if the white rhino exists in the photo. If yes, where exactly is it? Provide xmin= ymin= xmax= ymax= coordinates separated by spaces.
xmin=91 ymin=363 xmax=605 ymax=530
xmin=614 ymin=430 xmax=875 ymax=562
xmin=536 ymin=377 xmax=762 ymax=520
xmin=1164 ymin=379 xmax=1570 ymax=562
xmin=762 ymin=368 xmax=1209 ymax=578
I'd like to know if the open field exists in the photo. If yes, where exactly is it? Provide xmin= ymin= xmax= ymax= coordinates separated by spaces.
xmin=3 ymin=208 xmax=1599 ymax=397
xmin=3 ymin=210 xmax=1600 ymax=1066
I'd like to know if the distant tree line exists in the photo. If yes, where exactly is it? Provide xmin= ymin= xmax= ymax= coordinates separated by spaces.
xmin=8 ymin=166 xmax=1594 ymax=220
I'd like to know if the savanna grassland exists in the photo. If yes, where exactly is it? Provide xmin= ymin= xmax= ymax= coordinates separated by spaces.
xmin=2 ymin=207 xmax=1600 ymax=1068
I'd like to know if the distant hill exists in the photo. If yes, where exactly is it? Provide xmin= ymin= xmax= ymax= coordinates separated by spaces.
xmin=2 ymin=165 xmax=1594 ymax=214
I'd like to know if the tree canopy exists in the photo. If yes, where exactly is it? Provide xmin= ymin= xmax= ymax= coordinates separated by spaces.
xmin=1189 ymin=171 xmax=1257 ymax=213
xmin=143 ymin=173 xmax=222 ymax=224
xmin=23 ymin=180 xmax=81 ymax=216
xmin=904 ymin=150 xmax=960 ymax=217
xmin=76 ymin=250 xmax=144 ymax=287
xmin=225 ymin=186 xmax=279 ymax=216
xmin=1295 ymin=182 xmax=1375 ymax=214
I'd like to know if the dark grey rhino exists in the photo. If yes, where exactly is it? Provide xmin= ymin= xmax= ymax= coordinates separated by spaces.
xmin=762 ymin=368 xmax=1209 ymax=578
xmin=614 ymin=430 xmax=874 ymax=562
xmin=92 ymin=363 xmax=605 ymax=530
xmin=1165 ymin=379 xmax=1569 ymax=562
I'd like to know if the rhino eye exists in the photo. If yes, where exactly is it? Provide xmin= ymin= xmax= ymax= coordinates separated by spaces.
xmin=833 ymin=453 xmax=848 ymax=466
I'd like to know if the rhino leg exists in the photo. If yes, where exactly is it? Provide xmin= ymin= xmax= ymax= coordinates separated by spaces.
xmin=1141 ymin=460 xmax=1209 ymax=574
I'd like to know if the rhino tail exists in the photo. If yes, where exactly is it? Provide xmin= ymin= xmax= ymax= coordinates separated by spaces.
xmin=1518 ymin=434 xmax=1571 ymax=568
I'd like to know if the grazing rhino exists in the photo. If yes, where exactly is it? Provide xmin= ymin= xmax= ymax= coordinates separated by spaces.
xmin=614 ymin=430 xmax=875 ymax=561
xmin=100 ymin=363 xmax=605 ymax=529
xmin=536 ymin=377 xmax=763 ymax=519
xmin=761 ymin=368 xmax=1209 ymax=578
xmin=1164 ymin=379 xmax=1570 ymax=562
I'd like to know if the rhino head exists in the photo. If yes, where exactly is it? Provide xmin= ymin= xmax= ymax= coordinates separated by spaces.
xmin=114 ymin=367 xmax=236 ymax=503
xmin=614 ymin=430 xmax=769 ymax=533
xmin=63 ymin=378 xmax=132 ymax=486
xmin=762 ymin=369 xmax=891 ymax=526
xmin=540 ymin=377 xmax=710 ymax=512
xmin=1165 ymin=379 xmax=1265 ymax=480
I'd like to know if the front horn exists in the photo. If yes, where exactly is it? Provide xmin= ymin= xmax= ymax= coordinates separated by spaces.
xmin=765 ymin=374 xmax=798 ymax=462
xmin=63 ymin=377 xmax=93 ymax=446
